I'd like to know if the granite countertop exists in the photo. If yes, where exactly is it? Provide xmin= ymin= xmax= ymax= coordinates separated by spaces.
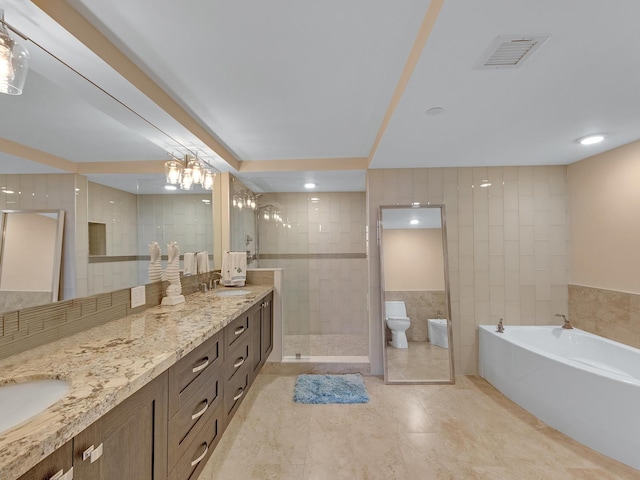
xmin=0 ymin=285 xmax=273 ymax=480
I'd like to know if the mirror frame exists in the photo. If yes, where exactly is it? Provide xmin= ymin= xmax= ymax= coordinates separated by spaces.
xmin=379 ymin=204 xmax=455 ymax=385
xmin=0 ymin=209 xmax=65 ymax=306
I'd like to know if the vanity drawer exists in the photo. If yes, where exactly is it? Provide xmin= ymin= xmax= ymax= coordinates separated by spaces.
xmin=168 ymin=401 xmax=223 ymax=480
xmin=224 ymin=367 xmax=250 ymax=421
xmin=169 ymin=331 xmax=222 ymax=416
xmin=224 ymin=336 xmax=251 ymax=382
xmin=168 ymin=366 xmax=222 ymax=469
xmin=224 ymin=311 xmax=252 ymax=351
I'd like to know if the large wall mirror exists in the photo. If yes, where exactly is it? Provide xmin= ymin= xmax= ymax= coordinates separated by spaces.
xmin=379 ymin=205 xmax=454 ymax=384
xmin=0 ymin=210 xmax=65 ymax=312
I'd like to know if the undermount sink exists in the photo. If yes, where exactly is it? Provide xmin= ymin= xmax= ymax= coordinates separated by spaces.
xmin=214 ymin=289 xmax=251 ymax=297
xmin=0 ymin=379 xmax=70 ymax=434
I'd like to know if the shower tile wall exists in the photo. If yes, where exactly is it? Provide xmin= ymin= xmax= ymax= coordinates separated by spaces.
xmin=0 ymin=174 xmax=79 ymax=300
xmin=258 ymin=192 xmax=367 ymax=349
xmin=87 ymin=182 xmax=138 ymax=295
xmin=368 ymin=167 xmax=570 ymax=375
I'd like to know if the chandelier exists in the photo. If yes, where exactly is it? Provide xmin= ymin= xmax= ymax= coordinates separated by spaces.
xmin=164 ymin=153 xmax=217 ymax=191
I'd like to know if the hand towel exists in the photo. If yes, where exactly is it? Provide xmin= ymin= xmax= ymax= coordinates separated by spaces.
xmin=183 ymin=252 xmax=197 ymax=275
xmin=196 ymin=251 xmax=210 ymax=273
xmin=221 ymin=251 xmax=247 ymax=287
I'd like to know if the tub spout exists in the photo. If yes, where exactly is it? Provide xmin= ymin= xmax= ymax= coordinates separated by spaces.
xmin=555 ymin=313 xmax=573 ymax=329
xmin=496 ymin=318 xmax=505 ymax=333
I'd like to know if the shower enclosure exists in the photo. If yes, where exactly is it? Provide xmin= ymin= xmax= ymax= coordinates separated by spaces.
xmin=229 ymin=185 xmax=368 ymax=363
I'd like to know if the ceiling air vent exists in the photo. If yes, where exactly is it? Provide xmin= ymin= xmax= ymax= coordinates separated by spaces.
xmin=474 ymin=35 xmax=550 ymax=70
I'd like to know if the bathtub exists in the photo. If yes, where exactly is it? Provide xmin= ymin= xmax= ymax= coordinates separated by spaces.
xmin=479 ymin=325 xmax=640 ymax=471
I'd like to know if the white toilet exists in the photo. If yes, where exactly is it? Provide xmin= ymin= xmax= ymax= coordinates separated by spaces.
xmin=384 ymin=301 xmax=411 ymax=349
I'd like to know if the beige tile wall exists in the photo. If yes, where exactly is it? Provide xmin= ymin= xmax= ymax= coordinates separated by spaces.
xmin=569 ymin=284 xmax=640 ymax=349
xmin=87 ymin=182 xmax=138 ymax=295
xmin=368 ymin=166 xmax=570 ymax=375
xmin=258 ymin=192 xmax=368 ymax=338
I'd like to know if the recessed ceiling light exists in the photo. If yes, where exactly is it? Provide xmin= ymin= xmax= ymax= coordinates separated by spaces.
xmin=576 ymin=134 xmax=605 ymax=145
xmin=425 ymin=107 xmax=444 ymax=116
xmin=480 ymin=180 xmax=491 ymax=188
xmin=304 ymin=183 xmax=316 ymax=189
xmin=3 ymin=190 xmax=14 ymax=194
xmin=164 ymin=185 xmax=177 ymax=191
xmin=410 ymin=219 xmax=420 ymax=225
xmin=411 ymin=202 xmax=420 ymax=207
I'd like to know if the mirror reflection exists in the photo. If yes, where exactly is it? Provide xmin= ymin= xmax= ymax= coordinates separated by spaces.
xmin=380 ymin=205 xmax=454 ymax=384
xmin=0 ymin=210 xmax=64 ymax=311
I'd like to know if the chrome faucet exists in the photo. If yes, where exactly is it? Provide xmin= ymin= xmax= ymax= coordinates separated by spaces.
xmin=496 ymin=318 xmax=505 ymax=333
xmin=555 ymin=313 xmax=573 ymax=329
xmin=208 ymin=271 xmax=222 ymax=290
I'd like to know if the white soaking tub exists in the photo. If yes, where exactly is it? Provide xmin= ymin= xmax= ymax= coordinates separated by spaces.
xmin=479 ymin=325 xmax=640 ymax=471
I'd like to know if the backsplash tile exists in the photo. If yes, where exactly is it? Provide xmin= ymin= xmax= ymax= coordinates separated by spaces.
xmin=569 ymin=284 xmax=640 ymax=349
xmin=0 ymin=272 xmax=212 ymax=360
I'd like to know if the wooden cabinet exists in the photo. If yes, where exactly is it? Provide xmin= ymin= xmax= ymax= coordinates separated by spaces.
xmin=250 ymin=293 xmax=274 ymax=383
xmin=15 ymin=290 xmax=275 ymax=480
xmin=17 ymin=441 xmax=73 ymax=480
xmin=18 ymin=373 xmax=167 ymax=480
xmin=261 ymin=293 xmax=274 ymax=361
xmin=167 ymin=331 xmax=224 ymax=480
xmin=72 ymin=372 xmax=168 ymax=480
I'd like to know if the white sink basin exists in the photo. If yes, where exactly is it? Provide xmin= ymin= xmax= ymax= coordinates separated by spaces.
xmin=214 ymin=289 xmax=251 ymax=297
xmin=0 ymin=379 xmax=70 ymax=434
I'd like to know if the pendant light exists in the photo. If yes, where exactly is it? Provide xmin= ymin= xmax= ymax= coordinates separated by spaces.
xmin=0 ymin=9 xmax=30 ymax=95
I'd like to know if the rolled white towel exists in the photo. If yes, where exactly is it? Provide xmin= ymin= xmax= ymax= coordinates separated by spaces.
xmin=196 ymin=251 xmax=210 ymax=273
xmin=183 ymin=252 xmax=197 ymax=275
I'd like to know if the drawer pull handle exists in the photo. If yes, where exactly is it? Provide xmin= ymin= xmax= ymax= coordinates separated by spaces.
xmin=233 ymin=388 xmax=244 ymax=401
xmin=82 ymin=443 xmax=103 ymax=463
xmin=50 ymin=467 xmax=73 ymax=480
xmin=234 ymin=356 xmax=245 ymax=368
xmin=91 ymin=443 xmax=103 ymax=463
xmin=190 ymin=442 xmax=209 ymax=467
xmin=234 ymin=326 xmax=246 ymax=336
xmin=192 ymin=357 xmax=210 ymax=373
xmin=191 ymin=400 xmax=209 ymax=420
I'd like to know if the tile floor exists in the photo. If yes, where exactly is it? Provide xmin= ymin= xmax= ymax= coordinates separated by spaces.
xmin=283 ymin=334 xmax=369 ymax=357
xmin=386 ymin=342 xmax=451 ymax=382
xmin=198 ymin=374 xmax=640 ymax=480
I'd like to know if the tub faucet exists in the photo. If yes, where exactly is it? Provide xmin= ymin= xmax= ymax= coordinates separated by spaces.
xmin=496 ymin=318 xmax=505 ymax=333
xmin=555 ymin=313 xmax=573 ymax=329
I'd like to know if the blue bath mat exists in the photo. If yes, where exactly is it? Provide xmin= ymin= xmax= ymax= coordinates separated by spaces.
xmin=293 ymin=374 xmax=369 ymax=404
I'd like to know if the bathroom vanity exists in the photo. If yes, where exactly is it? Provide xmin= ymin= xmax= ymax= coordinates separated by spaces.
xmin=0 ymin=285 xmax=274 ymax=480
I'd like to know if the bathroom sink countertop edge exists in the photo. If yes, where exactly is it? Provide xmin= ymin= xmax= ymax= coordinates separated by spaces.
xmin=0 ymin=284 xmax=273 ymax=480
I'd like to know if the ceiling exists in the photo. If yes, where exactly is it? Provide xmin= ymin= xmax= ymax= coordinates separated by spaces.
xmin=1 ymin=0 xmax=639 ymax=194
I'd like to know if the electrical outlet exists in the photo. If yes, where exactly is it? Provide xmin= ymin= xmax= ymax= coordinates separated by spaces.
xmin=131 ymin=286 xmax=146 ymax=309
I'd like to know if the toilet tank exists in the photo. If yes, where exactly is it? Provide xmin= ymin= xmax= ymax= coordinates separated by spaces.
xmin=385 ymin=301 xmax=407 ymax=318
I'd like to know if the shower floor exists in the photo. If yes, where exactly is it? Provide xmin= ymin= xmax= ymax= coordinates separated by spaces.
xmin=283 ymin=334 xmax=368 ymax=358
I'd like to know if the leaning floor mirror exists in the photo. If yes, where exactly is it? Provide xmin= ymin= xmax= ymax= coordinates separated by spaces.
xmin=379 ymin=205 xmax=454 ymax=384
